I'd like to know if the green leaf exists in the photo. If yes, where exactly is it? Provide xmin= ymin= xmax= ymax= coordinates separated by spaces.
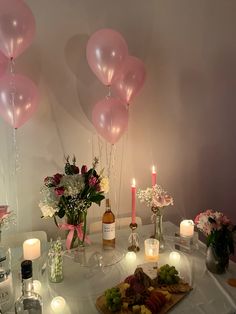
xmin=90 ymin=194 xmax=105 ymax=206
xmin=57 ymin=207 xmax=65 ymax=218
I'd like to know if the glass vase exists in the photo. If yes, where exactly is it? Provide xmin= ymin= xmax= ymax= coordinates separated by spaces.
xmin=151 ymin=207 xmax=165 ymax=251
xmin=205 ymin=244 xmax=229 ymax=274
xmin=66 ymin=210 xmax=87 ymax=249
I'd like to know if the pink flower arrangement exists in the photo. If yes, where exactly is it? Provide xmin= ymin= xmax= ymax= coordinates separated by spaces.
xmin=194 ymin=209 xmax=232 ymax=236
xmin=194 ymin=209 xmax=236 ymax=255
xmin=39 ymin=156 xmax=109 ymax=220
xmin=137 ymin=185 xmax=173 ymax=209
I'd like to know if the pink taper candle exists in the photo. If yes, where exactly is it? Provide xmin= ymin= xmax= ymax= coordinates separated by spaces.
xmin=131 ymin=178 xmax=136 ymax=224
xmin=152 ymin=165 xmax=157 ymax=187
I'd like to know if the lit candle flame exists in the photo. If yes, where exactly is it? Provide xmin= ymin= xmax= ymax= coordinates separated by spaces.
xmin=152 ymin=165 xmax=156 ymax=174
xmin=132 ymin=178 xmax=136 ymax=187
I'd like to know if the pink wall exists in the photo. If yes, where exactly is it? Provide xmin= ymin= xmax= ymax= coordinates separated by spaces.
xmin=0 ymin=0 xmax=235 ymax=245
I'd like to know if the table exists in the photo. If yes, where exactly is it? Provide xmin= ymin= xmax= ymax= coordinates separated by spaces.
xmin=9 ymin=222 xmax=236 ymax=314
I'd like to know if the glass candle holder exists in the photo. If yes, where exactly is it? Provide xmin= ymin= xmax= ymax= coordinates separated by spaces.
xmin=144 ymin=238 xmax=159 ymax=261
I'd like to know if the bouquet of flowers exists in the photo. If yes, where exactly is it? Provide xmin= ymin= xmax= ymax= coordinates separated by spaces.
xmin=0 ymin=206 xmax=15 ymax=231
xmin=194 ymin=209 xmax=236 ymax=257
xmin=39 ymin=156 xmax=109 ymax=249
xmin=137 ymin=185 xmax=173 ymax=210
xmin=137 ymin=185 xmax=173 ymax=250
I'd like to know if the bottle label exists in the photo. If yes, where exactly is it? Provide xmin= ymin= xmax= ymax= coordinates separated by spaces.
xmin=103 ymin=223 xmax=115 ymax=240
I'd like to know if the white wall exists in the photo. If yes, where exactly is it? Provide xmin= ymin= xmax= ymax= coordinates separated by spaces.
xmin=0 ymin=0 xmax=236 ymax=238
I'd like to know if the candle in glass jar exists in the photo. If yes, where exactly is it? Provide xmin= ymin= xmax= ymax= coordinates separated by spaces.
xmin=180 ymin=220 xmax=194 ymax=237
xmin=131 ymin=178 xmax=136 ymax=224
xmin=152 ymin=165 xmax=157 ymax=187
xmin=145 ymin=238 xmax=159 ymax=260
xmin=23 ymin=238 xmax=41 ymax=260
xmin=51 ymin=296 xmax=66 ymax=313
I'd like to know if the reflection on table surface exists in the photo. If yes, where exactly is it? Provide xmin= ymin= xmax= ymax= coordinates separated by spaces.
xmin=7 ymin=222 xmax=236 ymax=314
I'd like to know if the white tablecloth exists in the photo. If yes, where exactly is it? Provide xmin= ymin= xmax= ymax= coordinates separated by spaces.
xmin=10 ymin=222 xmax=236 ymax=314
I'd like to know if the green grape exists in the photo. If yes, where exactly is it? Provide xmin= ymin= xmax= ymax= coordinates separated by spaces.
xmin=105 ymin=287 xmax=122 ymax=312
xmin=158 ymin=264 xmax=180 ymax=285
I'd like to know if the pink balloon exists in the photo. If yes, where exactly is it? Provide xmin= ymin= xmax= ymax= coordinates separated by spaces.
xmin=112 ymin=56 xmax=146 ymax=104
xmin=0 ymin=73 xmax=39 ymax=128
xmin=0 ymin=51 xmax=8 ymax=77
xmin=0 ymin=0 xmax=36 ymax=59
xmin=92 ymin=97 xmax=129 ymax=144
xmin=86 ymin=29 xmax=128 ymax=86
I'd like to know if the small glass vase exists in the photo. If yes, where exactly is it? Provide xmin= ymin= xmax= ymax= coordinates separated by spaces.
xmin=151 ymin=207 xmax=165 ymax=251
xmin=205 ymin=244 xmax=229 ymax=274
xmin=48 ymin=239 xmax=63 ymax=283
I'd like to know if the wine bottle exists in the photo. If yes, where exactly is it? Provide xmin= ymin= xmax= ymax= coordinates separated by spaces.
xmin=15 ymin=260 xmax=42 ymax=314
xmin=102 ymin=198 xmax=115 ymax=249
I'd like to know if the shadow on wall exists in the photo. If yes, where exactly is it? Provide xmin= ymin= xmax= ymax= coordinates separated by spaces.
xmin=64 ymin=33 xmax=106 ymax=125
xmin=15 ymin=43 xmax=42 ymax=85
xmin=177 ymin=50 xmax=236 ymax=223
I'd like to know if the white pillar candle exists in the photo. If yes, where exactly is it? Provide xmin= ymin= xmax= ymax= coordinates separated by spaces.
xmin=23 ymin=238 xmax=41 ymax=260
xmin=51 ymin=296 xmax=66 ymax=313
xmin=169 ymin=251 xmax=180 ymax=266
xmin=180 ymin=220 xmax=194 ymax=237
xmin=125 ymin=251 xmax=137 ymax=262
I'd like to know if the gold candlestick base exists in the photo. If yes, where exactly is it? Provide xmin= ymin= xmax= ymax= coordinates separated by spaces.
xmin=128 ymin=223 xmax=140 ymax=252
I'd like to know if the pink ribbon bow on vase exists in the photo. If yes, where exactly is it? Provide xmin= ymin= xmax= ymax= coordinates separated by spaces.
xmin=59 ymin=223 xmax=91 ymax=250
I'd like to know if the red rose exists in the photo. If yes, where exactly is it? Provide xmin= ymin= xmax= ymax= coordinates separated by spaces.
xmin=54 ymin=173 xmax=63 ymax=185
xmin=54 ymin=186 xmax=65 ymax=196
xmin=44 ymin=176 xmax=55 ymax=187
xmin=72 ymin=165 xmax=80 ymax=174
xmin=81 ymin=165 xmax=87 ymax=174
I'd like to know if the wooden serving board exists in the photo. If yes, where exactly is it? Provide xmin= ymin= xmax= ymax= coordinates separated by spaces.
xmin=96 ymin=284 xmax=191 ymax=314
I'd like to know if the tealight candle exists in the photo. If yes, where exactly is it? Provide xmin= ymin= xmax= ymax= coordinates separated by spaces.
xmin=51 ymin=296 xmax=66 ymax=313
xmin=180 ymin=220 xmax=194 ymax=237
xmin=23 ymin=238 xmax=41 ymax=260
xmin=33 ymin=280 xmax=41 ymax=293
xmin=125 ymin=251 xmax=137 ymax=262
xmin=145 ymin=238 xmax=159 ymax=260
xmin=169 ymin=251 xmax=181 ymax=265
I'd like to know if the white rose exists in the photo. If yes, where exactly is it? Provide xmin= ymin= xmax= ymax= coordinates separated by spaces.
xmin=100 ymin=177 xmax=109 ymax=193
xmin=39 ymin=203 xmax=57 ymax=218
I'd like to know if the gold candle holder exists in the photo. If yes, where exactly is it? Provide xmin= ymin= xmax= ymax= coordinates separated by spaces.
xmin=128 ymin=223 xmax=140 ymax=252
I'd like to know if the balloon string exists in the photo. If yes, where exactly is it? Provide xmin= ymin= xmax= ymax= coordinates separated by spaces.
xmin=107 ymin=143 xmax=113 ymax=180
xmin=97 ymin=135 xmax=103 ymax=172
xmin=117 ymin=136 xmax=125 ymax=216
xmin=9 ymin=58 xmax=15 ymax=75
xmin=0 ymin=158 xmax=8 ymax=205
xmin=13 ymin=129 xmax=20 ymax=174
xmin=12 ymin=129 xmax=19 ymax=231
xmin=106 ymin=86 xmax=111 ymax=99
xmin=111 ymin=145 xmax=118 ymax=217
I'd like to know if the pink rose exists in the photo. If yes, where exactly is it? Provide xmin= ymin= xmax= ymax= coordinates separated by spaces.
xmin=81 ymin=165 xmax=88 ymax=174
xmin=89 ymin=176 xmax=98 ymax=187
xmin=54 ymin=186 xmax=65 ymax=196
